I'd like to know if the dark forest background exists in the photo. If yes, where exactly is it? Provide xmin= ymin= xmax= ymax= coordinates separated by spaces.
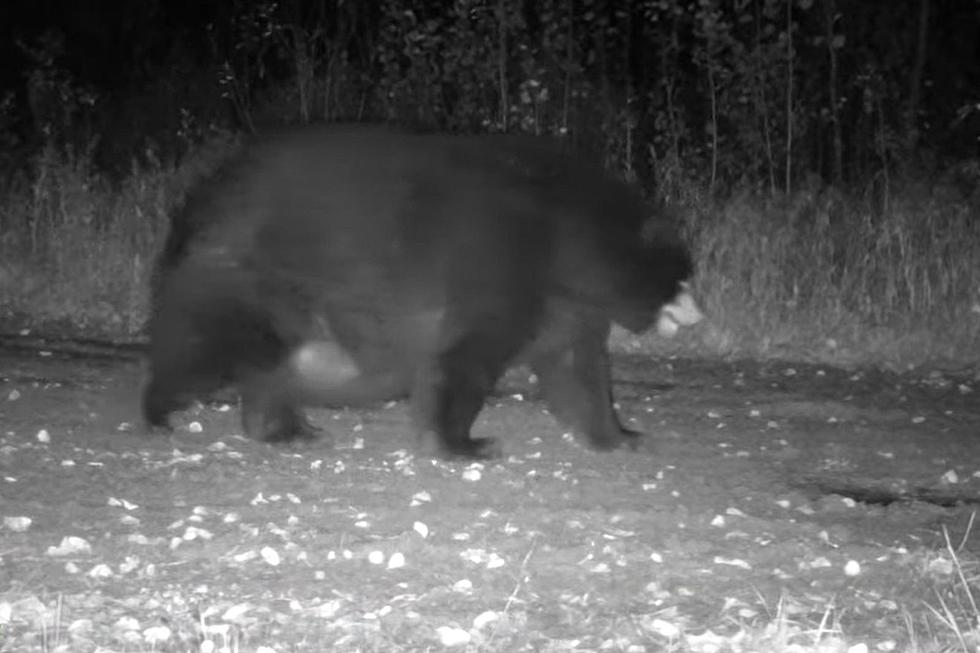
xmin=0 ymin=0 xmax=978 ymax=367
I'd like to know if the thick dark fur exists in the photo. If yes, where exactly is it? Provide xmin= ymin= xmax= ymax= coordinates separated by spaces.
xmin=144 ymin=125 xmax=696 ymax=457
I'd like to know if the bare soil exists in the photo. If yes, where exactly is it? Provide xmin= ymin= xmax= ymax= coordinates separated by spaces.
xmin=1 ymin=342 xmax=978 ymax=651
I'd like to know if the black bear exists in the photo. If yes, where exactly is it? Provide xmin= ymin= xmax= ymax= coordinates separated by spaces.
xmin=143 ymin=125 xmax=702 ymax=457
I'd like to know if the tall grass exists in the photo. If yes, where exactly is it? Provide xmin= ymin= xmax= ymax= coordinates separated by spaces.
xmin=679 ymin=186 xmax=980 ymax=368
xmin=1 ymin=131 xmax=978 ymax=368
xmin=0 ymin=135 xmax=239 ymax=339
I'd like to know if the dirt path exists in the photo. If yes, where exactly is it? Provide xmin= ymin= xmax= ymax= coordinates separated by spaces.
xmin=1 ymin=346 xmax=978 ymax=651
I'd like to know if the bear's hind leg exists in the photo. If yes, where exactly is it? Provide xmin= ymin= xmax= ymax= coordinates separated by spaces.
xmin=142 ymin=342 xmax=222 ymax=434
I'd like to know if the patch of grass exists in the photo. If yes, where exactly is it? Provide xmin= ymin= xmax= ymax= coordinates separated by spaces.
xmin=634 ymin=185 xmax=980 ymax=370
xmin=0 ymin=134 xmax=240 ymax=339
xmin=6 ymin=538 xmax=980 ymax=652
xmin=913 ymin=521 xmax=980 ymax=651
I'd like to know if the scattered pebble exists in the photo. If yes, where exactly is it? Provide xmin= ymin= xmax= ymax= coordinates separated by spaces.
xmin=3 ymin=516 xmax=32 ymax=532
xmin=46 ymin=536 xmax=91 ymax=556
xmin=143 ymin=625 xmax=172 ymax=644
xmin=436 ymin=626 xmax=470 ymax=647
xmin=260 ymin=547 xmax=281 ymax=566
xmin=387 ymin=552 xmax=406 ymax=569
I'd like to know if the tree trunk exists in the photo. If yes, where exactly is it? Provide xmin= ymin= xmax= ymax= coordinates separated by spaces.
xmin=906 ymin=0 xmax=930 ymax=153
xmin=823 ymin=0 xmax=843 ymax=185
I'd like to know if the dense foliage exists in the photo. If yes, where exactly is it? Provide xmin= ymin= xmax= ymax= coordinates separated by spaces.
xmin=2 ymin=0 xmax=977 ymax=191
